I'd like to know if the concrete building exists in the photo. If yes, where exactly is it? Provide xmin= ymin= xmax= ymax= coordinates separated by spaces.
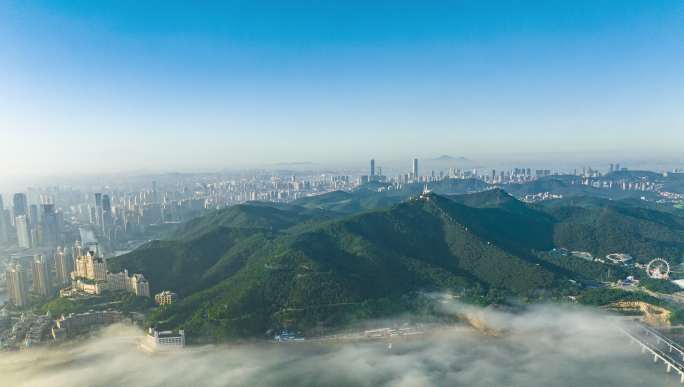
xmin=53 ymin=310 xmax=125 ymax=338
xmin=73 ymin=280 xmax=104 ymax=295
xmin=106 ymin=270 xmax=130 ymax=292
xmin=130 ymin=274 xmax=150 ymax=297
xmin=101 ymin=194 xmax=113 ymax=237
xmin=412 ymin=158 xmax=419 ymax=180
xmin=0 ymin=194 xmax=8 ymax=243
xmin=12 ymin=193 xmax=28 ymax=217
xmin=54 ymin=247 xmax=73 ymax=287
xmin=40 ymin=203 xmax=60 ymax=247
xmin=69 ymin=267 xmax=150 ymax=297
xmin=85 ymin=253 xmax=107 ymax=282
xmin=94 ymin=193 xmax=103 ymax=226
xmin=15 ymin=215 xmax=31 ymax=249
xmin=6 ymin=264 xmax=29 ymax=307
xmin=143 ymin=328 xmax=185 ymax=351
xmin=32 ymin=255 xmax=52 ymax=297
xmin=72 ymin=241 xmax=83 ymax=268
xmin=74 ymin=250 xmax=107 ymax=281
xmin=154 ymin=290 xmax=178 ymax=305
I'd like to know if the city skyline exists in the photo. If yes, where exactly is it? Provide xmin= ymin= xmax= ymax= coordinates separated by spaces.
xmin=3 ymin=3 xmax=684 ymax=384
xmin=1 ymin=1 xmax=683 ymax=177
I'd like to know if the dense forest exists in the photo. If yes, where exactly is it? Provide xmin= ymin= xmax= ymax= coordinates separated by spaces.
xmin=109 ymin=185 xmax=684 ymax=340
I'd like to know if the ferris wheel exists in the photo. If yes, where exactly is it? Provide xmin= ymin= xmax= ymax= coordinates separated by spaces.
xmin=646 ymin=258 xmax=671 ymax=280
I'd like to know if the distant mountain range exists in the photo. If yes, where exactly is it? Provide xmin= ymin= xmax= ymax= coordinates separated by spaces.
xmin=430 ymin=155 xmax=470 ymax=162
xmin=109 ymin=184 xmax=684 ymax=340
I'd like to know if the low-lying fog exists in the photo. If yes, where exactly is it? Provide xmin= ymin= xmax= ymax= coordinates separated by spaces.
xmin=1 ymin=304 xmax=680 ymax=387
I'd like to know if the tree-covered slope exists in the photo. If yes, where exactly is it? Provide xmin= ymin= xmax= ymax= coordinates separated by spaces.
xmin=293 ymin=178 xmax=489 ymax=213
xmin=108 ymin=227 xmax=274 ymax=295
xmin=539 ymin=197 xmax=684 ymax=261
xmin=110 ymin=188 xmax=684 ymax=340
xmin=144 ymin=193 xmax=566 ymax=339
xmin=175 ymin=202 xmax=337 ymax=239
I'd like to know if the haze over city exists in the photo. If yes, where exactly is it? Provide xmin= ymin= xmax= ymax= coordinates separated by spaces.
xmin=3 ymin=2 xmax=684 ymax=387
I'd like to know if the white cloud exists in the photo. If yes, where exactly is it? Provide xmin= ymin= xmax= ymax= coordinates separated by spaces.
xmin=0 ymin=304 xmax=677 ymax=387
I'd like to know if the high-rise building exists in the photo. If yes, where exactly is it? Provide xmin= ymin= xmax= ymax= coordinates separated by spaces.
xmin=13 ymin=193 xmax=28 ymax=217
xmin=102 ymin=194 xmax=113 ymax=236
xmin=15 ymin=215 xmax=31 ymax=248
xmin=412 ymin=158 xmax=419 ymax=180
xmin=41 ymin=203 xmax=60 ymax=247
xmin=54 ymin=247 xmax=73 ymax=287
xmin=94 ymin=193 xmax=103 ymax=225
xmin=29 ymin=204 xmax=39 ymax=226
xmin=32 ymin=255 xmax=52 ymax=297
xmin=152 ymin=181 xmax=159 ymax=203
xmin=0 ymin=194 xmax=8 ymax=244
xmin=370 ymin=159 xmax=376 ymax=178
xmin=73 ymin=240 xmax=83 ymax=270
xmin=6 ymin=264 xmax=29 ymax=307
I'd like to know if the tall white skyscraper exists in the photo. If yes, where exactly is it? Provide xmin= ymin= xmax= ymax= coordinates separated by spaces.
xmin=15 ymin=215 xmax=30 ymax=249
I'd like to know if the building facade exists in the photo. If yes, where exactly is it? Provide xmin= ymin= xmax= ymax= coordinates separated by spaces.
xmin=154 ymin=290 xmax=178 ymax=305
xmin=32 ymin=255 xmax=52 ymax=297
xmin=15 ymin=215 xmax=31 ymax=249
xmin=54 ymin=247 xmax=73 ymax=287
xmin=6 ymin=264 xmax=29 ymax=307
xmin=130 ymin=274 xmax=150 ymax=297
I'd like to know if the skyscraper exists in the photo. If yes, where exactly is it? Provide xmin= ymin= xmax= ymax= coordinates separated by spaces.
xmin=29 ymin=204 xmax=39 ymax=226
xmin=0 ymin=194 xmax=8 ymax=244
xmin=41 ymin=203 xmax=59 ymax=247
xmin=152 ymin=181 xmax=159 ymax=203
xmin=102 ymin=194 xmax=113 ymax=236
xmin=370 ymin=159 xmax=376 ymax=178
xmin=73 ymin=240 xmax=83 ymax=273
xmin=12 ymin=193 xmax=28 ymax=217
xmin=94 ymin=193 xmax=103 ymax=225
xmin=412 ymin=158 xmax=419 ymax=180
xmin=32 ymin=255 xmax=52 ymax=297
xmin=6 ymin=264 xmax=29 ymax=307
xmin=54 ymin=247 xmax=73 ymax=287
xmin=15 ymin=215 xmax=31 ymax=248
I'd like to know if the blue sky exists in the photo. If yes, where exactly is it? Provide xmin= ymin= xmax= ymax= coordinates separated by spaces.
xmin=1 ymin=1 xmax=683 ymax=176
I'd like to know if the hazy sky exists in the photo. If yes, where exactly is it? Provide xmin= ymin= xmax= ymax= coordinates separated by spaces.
xmin=1 ymin=1 xmax=683 ymax=177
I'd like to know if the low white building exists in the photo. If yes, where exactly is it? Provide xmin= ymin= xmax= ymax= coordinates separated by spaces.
xmin=142 ymin=328 xmax=185 ymax=351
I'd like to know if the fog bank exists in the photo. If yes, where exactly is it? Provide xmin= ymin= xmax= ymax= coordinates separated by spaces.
xmin=1 ymin=305 xmax=679 ymax=387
